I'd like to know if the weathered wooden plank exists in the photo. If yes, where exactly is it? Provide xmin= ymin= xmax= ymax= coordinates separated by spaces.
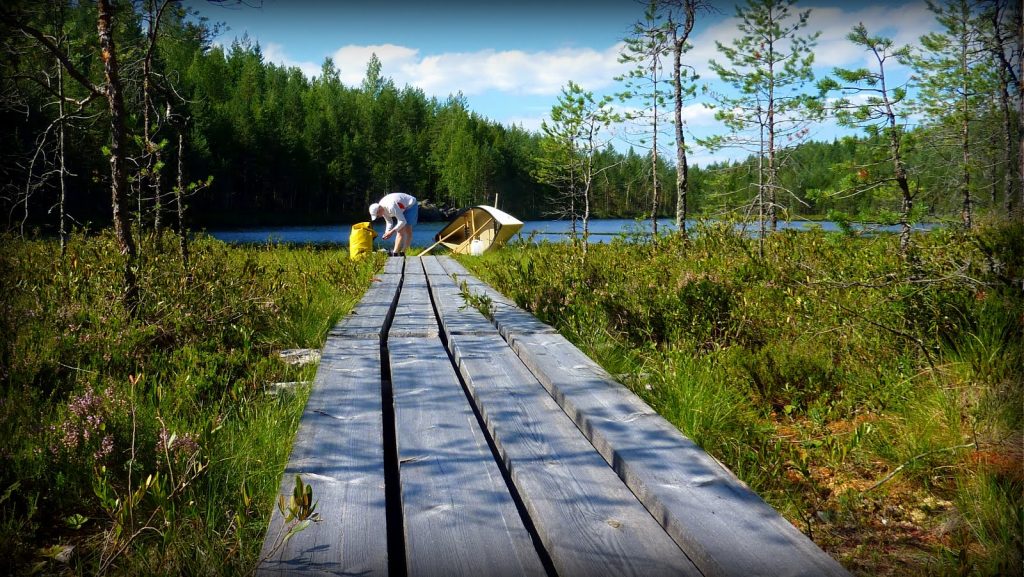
xmin=382 ymin=256 xmax=405 ymax=274
xmin=389 ymin=258 xmax=438 ymax=338
xmin=449 ymin=334 xmax=701 ymax=577
xmin=507 ymin=331 xmax=851 ymax=577
xmin=329 ymin=274 xmax=401 ymax=340
xmin=258 ymin=339 xmax=388 ymax=576
xmin=436 ymin=255 xmax=471 ymax=277
xmin=440 ymin=267 xmax=849 ymax=575
xmin=357 ymin=273 xmax=403 ymax=305
xmin=420 ymin=255 xmax=448 ymax=277
xmin=329 ymin=307 xmax=393 ymax=340
xmin=425 ymin=261 xmax=552 ymax=340
xmin=462 ymin=287 xmax=557 ymax=341
xmin=431 ymin=257 xmax=555 ymax=339
xmin=389 ymin=337 xmax=547 ymax=577
xmin=427 ymin=276 xmax=500 ymax=338
xmin=436 ymin=259 xmax=510 ymax=307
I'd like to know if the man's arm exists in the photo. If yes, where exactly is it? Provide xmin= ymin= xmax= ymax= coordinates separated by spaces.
xmin=389 ymin=208 xmax=408 ymax=233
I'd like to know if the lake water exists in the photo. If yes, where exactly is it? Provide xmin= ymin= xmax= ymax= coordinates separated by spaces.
xmin=206 ymin=218 xmax=940 ymax=247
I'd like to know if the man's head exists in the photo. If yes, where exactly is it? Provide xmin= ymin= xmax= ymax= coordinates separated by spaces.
xmin=369 ymin=203 xmax=381 ymax=220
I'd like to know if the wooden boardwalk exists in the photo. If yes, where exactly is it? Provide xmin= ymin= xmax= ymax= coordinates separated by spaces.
xmin=257 ymin=256 xmax=851 ymax=577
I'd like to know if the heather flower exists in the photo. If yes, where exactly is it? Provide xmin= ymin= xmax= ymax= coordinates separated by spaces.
xmin=52 ymin=385 xmax=118 ymax=464
xmin=157 ymin=427 xmax=200 ymax=459
xmin=94 ymin=435 xmax=114 ymax=461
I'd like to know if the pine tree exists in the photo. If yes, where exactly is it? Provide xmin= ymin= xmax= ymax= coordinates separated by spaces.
xmin=979 ymin=0 xmax=1020 ymax=215
xmin=654 ymin=0 xmax=709 ymax=236
xmin=536 ymin=81 xmax=620 ymax=252
xmin=818 ymin=24 xmax=918 ymax=253
xmin=703 ymin=0 xmax=819 ymax=245
xmin=618 ymin=2 xmax=672 ymax=235
xmin=914 ymin=0 xmax=994 ymax=229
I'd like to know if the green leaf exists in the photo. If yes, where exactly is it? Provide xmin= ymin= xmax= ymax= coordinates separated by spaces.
xmin=64 ymin=513 xmax=88 ymax=530
xmin=0 ymin=481 xmax=20 ymax=505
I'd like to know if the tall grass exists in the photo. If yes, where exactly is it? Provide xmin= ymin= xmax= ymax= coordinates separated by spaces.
xmin=0 ymin=231 xmax=383 ymax=574
xmin=461 ymin=220 xmax=1023 ymax=576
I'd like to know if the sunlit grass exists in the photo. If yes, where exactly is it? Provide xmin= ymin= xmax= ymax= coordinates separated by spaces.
xmin=461 ymin=221 xmax=1022 ymax=576
xmin=0 ymin=232 xmax=383 ymax=574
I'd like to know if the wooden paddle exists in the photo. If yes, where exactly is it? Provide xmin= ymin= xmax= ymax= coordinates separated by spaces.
xmin=419 ymin=226 xmax=464 ymax=256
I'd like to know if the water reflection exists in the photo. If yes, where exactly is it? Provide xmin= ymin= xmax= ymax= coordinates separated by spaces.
xmin=206 ymin=219 xmax=941 ymax=247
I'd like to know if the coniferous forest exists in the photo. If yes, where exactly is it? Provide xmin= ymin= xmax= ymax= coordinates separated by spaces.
xmin=1 ymin=1 xmax=1019 ymax=232
xmin=0 ymin=1 xmax=1021 ymax=575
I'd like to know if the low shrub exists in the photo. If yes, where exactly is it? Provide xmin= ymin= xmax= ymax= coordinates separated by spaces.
xmin=464 ymin=220 xmax=1022 ymax=576
xmin=0 ymin=231 xmax=382 ymax=574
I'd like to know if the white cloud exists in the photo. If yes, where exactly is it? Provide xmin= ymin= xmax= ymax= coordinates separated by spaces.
xmin=690 ymin=2 xmax=939 ymax=81
xmin=253 ymin=1 xmax=942 ymax=151
xmin=681 ymin=102 xmax=717 ymax=126
xmin=262 ymin=42 xmax=321 ymax=79
xmin=331 ymin=42 xmax=631 ymax=98
xmin=808 ymin=3 xmax=938 ymax=72
xmin=332 ymin=44 xmax=421 ymax=86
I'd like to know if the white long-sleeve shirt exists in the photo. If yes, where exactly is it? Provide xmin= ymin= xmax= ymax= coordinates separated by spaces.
xmin=378 ymin=192 xmax=417 ymax=235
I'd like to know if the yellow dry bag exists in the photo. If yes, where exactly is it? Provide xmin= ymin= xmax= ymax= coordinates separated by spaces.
xmin=349 ymin=222 xmax=377 ymax=259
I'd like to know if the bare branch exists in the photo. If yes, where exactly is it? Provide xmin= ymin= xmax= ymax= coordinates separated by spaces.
xmin=0 ymin=9 xmax=104 ymax=98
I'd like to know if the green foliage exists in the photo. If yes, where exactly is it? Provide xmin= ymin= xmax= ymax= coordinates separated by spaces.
xmin=2 ymin=0 xmax=1016 ymax=238
xmin=816 ymin=22 xmax=916 ymax=240
xmin=704 ymin=0 xmax=820 ymax=140
xmin=456 ymin=277 xmax=494 ymax=320
xmin=278 ymin=474 xmax=318 ymax=524
xmin=536 ymin=81 xmax=621 ymax=239
xmin=0 ymin=232 xmax=380 ymax=573
xmin=463 ymin=220 xmax=1023 ymax=574
xmin=700 ymin=0 xmax=821 ymax=231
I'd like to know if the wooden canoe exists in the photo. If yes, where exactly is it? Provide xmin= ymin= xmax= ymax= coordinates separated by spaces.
xmin=431 ymin=205 xmax=523 ymax=255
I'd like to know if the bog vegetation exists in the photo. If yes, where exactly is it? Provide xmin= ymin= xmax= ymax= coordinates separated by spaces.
xmin=0 ymin=0 xmax=1021 ymax=575
xmin=0 ymin=232 xmax=382 ymax=574
xmin=461 ymin=219 xmax=1022 ymax=576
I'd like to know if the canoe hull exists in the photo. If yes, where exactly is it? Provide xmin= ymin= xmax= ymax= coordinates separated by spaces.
xmin=434 ymin=205 xmax=523 ymax=254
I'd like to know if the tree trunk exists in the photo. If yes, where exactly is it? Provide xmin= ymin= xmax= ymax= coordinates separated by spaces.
xmin=98 ymin=0 xmax=139 ymax=312
xmin=998 ymin=74 xmax=1012 ymax=213
xmin=880 ymin=58 xmax=913 ymax=254
xmin=583 ymin=177 xmax=591 ymax=255
xmin=651 ymin=52 xmax=660 ymax=238
xmin=888 ymin=117 xmax=912 ymax=253
xmin=673 ymin=33 xmax=688 ymax=237
xmin=144 ymin=1 xmax=170 ymax=251
xmin=1017 ymin=0 xmax=1023 ymax=218
xmin=758 ymin=114 xmax=766 ymax=258
xmin=960 ymin=38 xmax=973 ymax=229
xmin=176 ymin=125 xmax=189 ymax=268
xmin=767 ymin=47 xmax=778 ymax=232
xmin=143 ymin=25 xmax=153 ymax=237
xmin=57 ymin=56 xmax=68 ymax=259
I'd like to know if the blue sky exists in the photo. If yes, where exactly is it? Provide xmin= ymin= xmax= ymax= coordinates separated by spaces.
xmin=184 ymin=0 xmax=941 ymax=166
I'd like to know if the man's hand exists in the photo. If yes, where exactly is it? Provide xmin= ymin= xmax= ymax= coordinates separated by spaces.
xmin=382 ymin=230 xmax=393 ymax=240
